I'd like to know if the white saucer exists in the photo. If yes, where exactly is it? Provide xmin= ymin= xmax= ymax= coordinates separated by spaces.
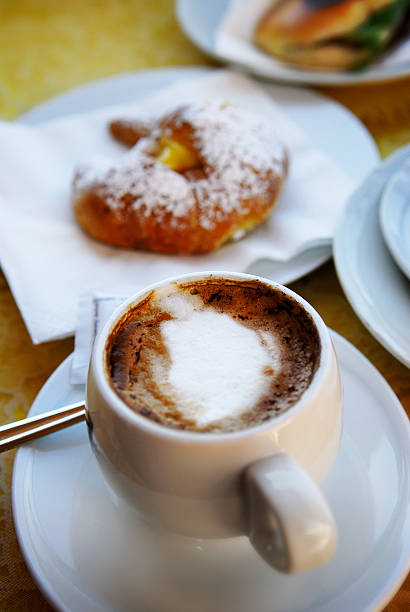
xmin=380 ymin=156 xmax=410 ymax=280
xmin=12 ymin=332 xmax=410 ymax=612
xmin=176 ymin=0 xmax=410 ymax=86
xmin=334 ymin=145 xmax=410 ymax=368
xmin=18 ymin=67 xmax=379 ymax=286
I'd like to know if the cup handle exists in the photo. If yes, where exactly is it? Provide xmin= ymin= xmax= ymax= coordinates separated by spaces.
xmin=244 ymin=453 xmax=337 ymax=573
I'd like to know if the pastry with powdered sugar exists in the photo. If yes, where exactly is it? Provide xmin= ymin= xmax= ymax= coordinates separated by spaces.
xmin=72 ymin=102 xmax=288 ymax=254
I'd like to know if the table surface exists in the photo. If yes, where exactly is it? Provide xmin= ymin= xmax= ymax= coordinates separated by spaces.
xmin=0 ymin=1 xmax=409 ymax=610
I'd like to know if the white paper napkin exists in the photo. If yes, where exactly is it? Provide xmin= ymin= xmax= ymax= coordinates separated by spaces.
xmin=0 ymin=70 xmax=352 ymax=344
xmin=216 ymin=0 xmax=410 ymax=76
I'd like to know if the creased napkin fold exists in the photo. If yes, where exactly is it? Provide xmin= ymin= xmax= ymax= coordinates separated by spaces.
xmin=216 ymin=0 xmax=410 ymax=77
xmin=0 ymin=70 xmax=352 ymax=344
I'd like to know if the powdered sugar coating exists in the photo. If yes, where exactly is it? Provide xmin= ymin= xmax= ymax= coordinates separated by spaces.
xmin=72 ymin=102 xmax=287 ymax=232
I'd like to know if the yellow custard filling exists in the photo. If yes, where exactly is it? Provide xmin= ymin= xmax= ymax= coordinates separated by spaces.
xmin=157 ymin=137 xmax=199 ymax=171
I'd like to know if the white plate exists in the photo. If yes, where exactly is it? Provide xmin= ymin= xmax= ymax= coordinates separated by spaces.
xmin=12 ymin=332 xmax=410 ymax=612
xmin=380 ymin=156 xmax=410 ymax=280
xmin=176 ymin=0 xmax=410 ymax=86
xmin=334 ymin=145 xmax=410 ymax=368
xmin=19 ymin=67 xmax=379 ymax=285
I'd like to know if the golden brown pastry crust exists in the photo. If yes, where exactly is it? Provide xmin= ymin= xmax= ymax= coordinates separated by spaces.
xmin=72 ymin=103 xmax=288 ymax=254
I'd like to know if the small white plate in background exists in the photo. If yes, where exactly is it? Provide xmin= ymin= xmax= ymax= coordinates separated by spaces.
xmin=176 ymin=0 xmax=410 ymax=86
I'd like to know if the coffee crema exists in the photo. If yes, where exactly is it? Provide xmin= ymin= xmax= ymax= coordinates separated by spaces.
xmin=106 ymin=279 xmax=321 ymax=433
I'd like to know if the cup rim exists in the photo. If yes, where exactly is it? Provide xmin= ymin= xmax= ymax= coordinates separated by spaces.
xmin=90 ymin=271 xmax=333 ymax=443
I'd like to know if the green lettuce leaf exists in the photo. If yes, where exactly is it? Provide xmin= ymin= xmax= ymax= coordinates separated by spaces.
xmin=348 ymin=0 xmax=410 ymax=53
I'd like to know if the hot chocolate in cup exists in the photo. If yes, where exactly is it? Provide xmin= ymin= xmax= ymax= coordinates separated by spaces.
xmin=87 ymin=272 xmax=343 ymax=573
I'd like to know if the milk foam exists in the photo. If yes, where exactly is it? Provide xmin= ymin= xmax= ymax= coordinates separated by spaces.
xmin=158 ymin=292 xmax=281 ymax=427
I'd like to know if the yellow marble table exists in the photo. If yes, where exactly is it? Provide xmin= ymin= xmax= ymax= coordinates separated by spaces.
xmin=0 ymin=1 xmax=409 ymax=610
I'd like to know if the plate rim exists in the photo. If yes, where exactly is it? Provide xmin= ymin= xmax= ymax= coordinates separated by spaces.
xmin=18 ymin=66 xmax=212 ymax=124
xmin=379 ymin=157 xmax=410 ymax=280
xmin=333 ymin=145 xmax=410 ymax=368
xmin=175 ymin=0 xmax=410 ymax=87
xmin=12 ymin=354 xmax=77 ymax=612
xmin=12 ymin=331 xmax=410 ymax=612
xmin=18 ymin=65 xmax=380 ymax=168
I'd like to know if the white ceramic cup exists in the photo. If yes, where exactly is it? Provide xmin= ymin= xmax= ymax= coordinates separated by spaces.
xmin=86 ymin=272 xmax=343 ymax=573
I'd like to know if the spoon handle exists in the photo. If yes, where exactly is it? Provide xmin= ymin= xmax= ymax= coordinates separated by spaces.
xmin=0 ymin=401 xmax=86 ymax=453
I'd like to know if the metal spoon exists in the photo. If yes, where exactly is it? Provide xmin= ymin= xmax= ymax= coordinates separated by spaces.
xmin=0 ymin=401 xmax=86 ymax=453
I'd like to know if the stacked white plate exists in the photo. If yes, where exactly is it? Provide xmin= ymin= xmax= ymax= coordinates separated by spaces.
xmin=334 ymin=145 xmax=410 ymax=368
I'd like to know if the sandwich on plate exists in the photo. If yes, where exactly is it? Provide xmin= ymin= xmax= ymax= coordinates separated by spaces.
xmin=254 ymin=0 xmax=410 ymax=70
